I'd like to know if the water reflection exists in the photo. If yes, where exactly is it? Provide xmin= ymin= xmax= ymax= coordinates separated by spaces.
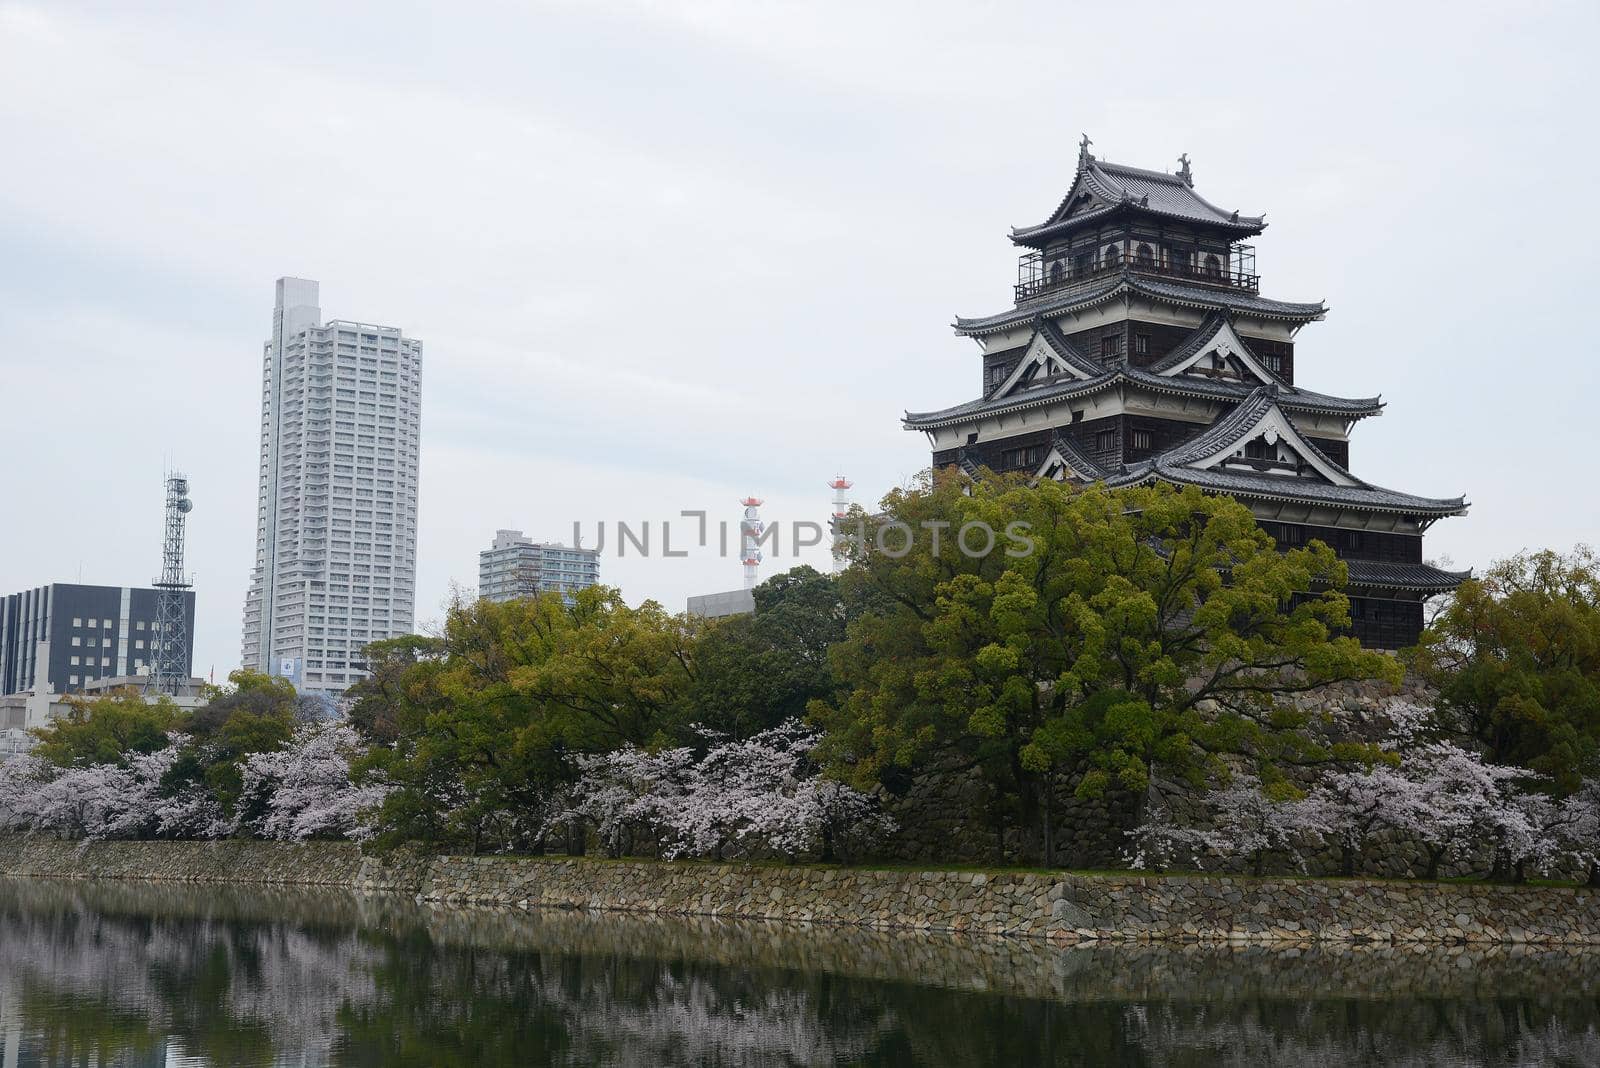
xmin=1 ymin=878 xmax=1598 ymax=1066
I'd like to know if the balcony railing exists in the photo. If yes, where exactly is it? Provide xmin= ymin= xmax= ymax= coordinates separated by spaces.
xmin=1016 ymin=245 xmax=1259 ymax=303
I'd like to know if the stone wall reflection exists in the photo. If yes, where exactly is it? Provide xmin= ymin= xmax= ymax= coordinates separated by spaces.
xmin=2 ymin=879 xmax=1599 ymax=1066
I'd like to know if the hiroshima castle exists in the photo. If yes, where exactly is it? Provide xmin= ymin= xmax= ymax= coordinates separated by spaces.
xmin=904 ymin=138 xmax=1467 ymax=649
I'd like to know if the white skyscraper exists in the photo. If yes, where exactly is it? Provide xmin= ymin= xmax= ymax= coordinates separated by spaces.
xmin=241 ymin=278 xmax=422 ymax=698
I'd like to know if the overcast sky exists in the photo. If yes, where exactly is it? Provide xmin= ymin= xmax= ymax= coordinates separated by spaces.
xmin=1 ymin=0 xmax=1596 ymax=680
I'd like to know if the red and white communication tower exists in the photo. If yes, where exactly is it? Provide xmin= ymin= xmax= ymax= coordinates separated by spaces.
xmin=828 ymin=475 xmax=853 ymax=572
xmin=739 ymin=496 xmax=765 ymax=589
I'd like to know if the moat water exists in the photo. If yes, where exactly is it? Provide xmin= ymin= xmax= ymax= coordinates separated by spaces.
xmin=1 ymin=878 xmax=1598 ymax=1066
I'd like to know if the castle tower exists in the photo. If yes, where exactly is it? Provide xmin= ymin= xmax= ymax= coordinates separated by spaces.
xmin=903 ymin=141 xmax=1467 ymax=649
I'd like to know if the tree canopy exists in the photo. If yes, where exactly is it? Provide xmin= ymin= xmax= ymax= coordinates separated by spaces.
xmin=1414 ymin=547 xmax=1600 ymax=796
xmin=809 ymin=471 xmax=1400 ymax=860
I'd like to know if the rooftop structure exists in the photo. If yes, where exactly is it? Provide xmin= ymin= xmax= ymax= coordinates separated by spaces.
xmin=687 ymin=588 xmax=756 ymax=620
xmin=905 ymin=140 xmax=1468 ymax=649
xmin=479 ymin=530 xmax=601 ymax=604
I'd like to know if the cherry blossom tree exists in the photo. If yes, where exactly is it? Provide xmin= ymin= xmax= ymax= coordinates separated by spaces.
xmin=238 ymin=723 xmax=391 ymax=842
xmin=1125 ymin=776 xmax=1329 ymax=874
xmin=557 ymin=744 xmax=698 ymax=857
xmin=555 ymin=719 xmax=893 ymax=862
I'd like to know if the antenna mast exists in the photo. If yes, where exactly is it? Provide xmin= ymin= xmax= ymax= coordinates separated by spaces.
xmin=151 ymin=472 xmax=194 ymax=696
xmin=739 ymin=497 xmax=764 ymax=590
xmin=828 ymin=475 xmax=853 ymax=572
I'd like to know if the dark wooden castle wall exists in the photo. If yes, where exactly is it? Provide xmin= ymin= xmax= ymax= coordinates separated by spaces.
xmin=1257 ymin=521 xmax=1421 ymax=563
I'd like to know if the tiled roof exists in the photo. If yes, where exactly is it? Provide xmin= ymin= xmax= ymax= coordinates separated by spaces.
xmin=1044 ymin=431 xmax=1108 ymax=481
xmin=905 ymin=370 xmax=1118 ymax=428
xmin=1012 ymin=158 xmax=1265 ymax=247
xmin=1340 ymin=559 xmax=1473 ymax=593
xmin=953 ymin=273 xmax=1326 ymax=336
xmin=1103 ymin=387 xmax=1468 ymax=516
xmin=1120 ymin=367 xmax=1381 ymax=417
xmin=1114 ymin=461 xmax=1468 ymax=515
xmin=904 ymin=368 xmax=1379 ymax=431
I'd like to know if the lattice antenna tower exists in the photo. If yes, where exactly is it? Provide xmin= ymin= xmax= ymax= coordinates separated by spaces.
xmin=151 ymin=472 xmax=194 ymax=696
xmin=739 ymin=497 xmax=764 ymax=590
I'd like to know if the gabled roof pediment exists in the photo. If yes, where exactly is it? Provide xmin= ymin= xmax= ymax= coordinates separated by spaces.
xmin=1033 ymin=433 xmax=1106 ymax=484
xmin=1165 ymin=389 xmax=1358 ymax=487
xmin=989 ymin=322 xmax=1101 ymax=399
xmin=1149 ymin=313 xmax=1279 ymax=387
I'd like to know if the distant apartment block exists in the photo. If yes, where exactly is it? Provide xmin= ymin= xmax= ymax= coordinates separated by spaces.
xmin=0 ymin=583 xmax=196 ymax=696
xmin=479 ymin=530 xmax=600 ymax=603
xmin=240 ymin=277 xmax=422 ymax=698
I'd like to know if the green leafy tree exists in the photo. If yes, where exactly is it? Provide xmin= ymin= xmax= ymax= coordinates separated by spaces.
xmin=684 ymin=566 xmax=851 ymax=740
xmin=31 ymin=688 xmax=186 ymax=768
xmin=170 ymin=670 xmax=298 ymax=817
xmin=810 ymin=471 xmax=1400 ymax=863
xmin=355 ymin=587 xmax=702 ymax=853
xmin=1414 ymin=547 xmax=1600 ymax=796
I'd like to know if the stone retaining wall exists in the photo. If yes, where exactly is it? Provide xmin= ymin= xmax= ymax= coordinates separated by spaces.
xmin=5 ymin=836 xmax=1599 ymax=946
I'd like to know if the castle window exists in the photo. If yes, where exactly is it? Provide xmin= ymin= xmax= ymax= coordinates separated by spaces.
xmin=1100 ymin=335 xmax=1123 ymax=358
xmin=1074 ymin=251 xmax=1092 ymax=276
xmin=1131 ymin=429 xmax=1152 ymax=451
xmin=1095 ymin=429 xmax=1116 ymax=452
xmin=1244 ymin=438 xmax=1274 ymax=460
xmin=1049 ymin=261 xmax=1064 ymax=284
xmin=1204 ymin=253 xmax=1223 ymax=277
xmin=1170 ymin=248 xmax=1192 ymax=274
xmin=1000 ymin=446 xmax=1041 ymax=470
xmin=1136 ymin=243 xmax=1154 ymax=266
xmin=1103 ymin=245 xmax=1122 ymax=267
xmin=1263 ymin=352 xmax=1283 ymax=373
xmin=1135 ymin=334 xmax=1150 ymax=355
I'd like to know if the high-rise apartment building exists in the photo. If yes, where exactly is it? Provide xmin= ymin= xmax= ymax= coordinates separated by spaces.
xmin=241 ymin=278 xmax=422 ymax=697
xmin=478 ymin=530 xmax=600 ymax=603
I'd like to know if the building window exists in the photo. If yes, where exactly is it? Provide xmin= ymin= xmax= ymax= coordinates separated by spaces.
xmin=1135 ymin=334 xmax=1150 ymax=355
xmin=1095 ymin=429 xmax=1116 ymax=452
xmin=87 ymin=618 xmax=97 ymax=628
xmin=1131 ymin=429 xmax=1153 ymax=451
xmin=69 ymin=675 xmax=79 ymax=686
xmin=1263 ymin=352 xmax=1283 ymax=373
xmin=1000 ymin=446 xmax=1041 ymax=470
xmin=70 ymin=656 xmax=79 ymax=666
xmin=72 ymin=617 xmax=82 ymax=627
xmin=1204 ymin=253 xmax=1223 ymax=277
xmin=1136 ymin=243 xmax=1154 ymax=267
xmin=1100 ymin=335 xmax=1123 ymax=358
xmin=989 ymin=364 xmax=1007 ymax=388
xmin=71 ymin=637 xmax=81 ymax=647
xmin=136 ymin=621 xmax=145 ymax=631
xmin=1103 ymin=244 xmax=1121 ymax=267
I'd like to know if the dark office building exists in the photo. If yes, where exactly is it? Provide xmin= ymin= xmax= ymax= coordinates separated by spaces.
xmin=0 ymin=583 xmax=196 ymax=696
